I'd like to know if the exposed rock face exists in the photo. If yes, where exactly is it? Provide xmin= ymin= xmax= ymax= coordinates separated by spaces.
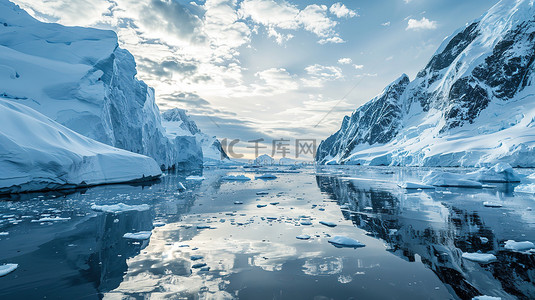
xmin=317 ymin=0 xmax=535 ymax=167
xmin=0 ymin=0 xmax=202 ymax=170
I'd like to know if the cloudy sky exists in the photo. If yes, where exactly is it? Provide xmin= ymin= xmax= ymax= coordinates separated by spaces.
xmin=13 ymin=0 xmax=498 ymax=159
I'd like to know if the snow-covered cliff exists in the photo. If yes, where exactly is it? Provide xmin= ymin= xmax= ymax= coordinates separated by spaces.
xmin=317 ymin=0 xmax=535 ymax=167
xmin=161 ymin=108 xmax=229 ymax=165
xmin=0 ymin=0 xmax=202 ymax=170
xmin=0 ymin=99 xmax=161 ymax=194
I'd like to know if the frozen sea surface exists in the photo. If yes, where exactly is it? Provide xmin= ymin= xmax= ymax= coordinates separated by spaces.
xmin=0 ymin=166 xmax=535 ymax=299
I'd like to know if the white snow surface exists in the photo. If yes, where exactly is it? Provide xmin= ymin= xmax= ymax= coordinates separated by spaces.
xmin=0 ymin=99 xmax=161 ymax=194
xmin=0 ymin=1 xmax=202 ymax=170
xmin=462 ymin=252 xmax=497 ymax=263
xmin=515 ymin=183 xmax=535 ymax=194
xmin=91 ymin=203 xmax=151 ymax=213
xmin=0 ymin=263 xmax=18 ymax=276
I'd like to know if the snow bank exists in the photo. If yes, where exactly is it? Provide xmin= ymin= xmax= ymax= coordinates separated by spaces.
xmin=328 ymin=236 xmax=365 ymax=248
xmin=462 ymin=252 xmax=497 ymax=263
xmin=0 ymin=99 xmax=161 ymax=194
xmin=0 ymin=263 xmax=18 ymax=276
xmin=91 ymin=203 xmax=151 ymax=213
xmin=422 ymin=171 xmax=482 ymax=188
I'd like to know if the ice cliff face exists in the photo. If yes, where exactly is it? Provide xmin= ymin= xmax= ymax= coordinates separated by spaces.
xmin=317 ymin=0 xmax=535 ymax=167
xmin=161 ymin=108 xmax=229 ymax=164
xmin=0 ymin=0 xmax=202 ymax=170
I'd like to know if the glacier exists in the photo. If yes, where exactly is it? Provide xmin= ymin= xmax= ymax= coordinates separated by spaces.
xmin=0 ymin=0 xmax=203 ymax=170
xmin=0 ymin=99 xmax=161 ymax=194
xmin=317 ymin=0 xmax=535 ymax=167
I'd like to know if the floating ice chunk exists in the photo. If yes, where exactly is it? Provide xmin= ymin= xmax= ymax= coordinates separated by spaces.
xmin=123 ymin=231 xmax=152 ymax=240
xmin=300 ymin=220 xmax=313 ymax=225
xmin=200 ymin=266 xmax=210 ymax=271
xmin=296 ymin=235 xmax=311 ymax=240
xmin=234 ymin=201 xmax=243 ymax=205
xmin=398 ymin=182 xmax=436 ymax=189
xmin=222 ymin=175 xmax=251 ymax=181
xmin=31 ymin=217 xmax=71 ymax=222
xmin=91 ymin=203 xmax=150 ymax=213
xmin=462 ymin=252 xmax=497 ymax=263
xmin=467 ymin=163 xmax=521 ymax=183
xmin=340 ymin=204 xmax=349 ymax=210
xmin=256 ymin=174 xmax=277 ymax=179
xmin=190 ymin=255 xmax=204 ymax=261
xmin=0 ymin=232 xmax=9 ymax=236
xmin=480 ymin=237 xmax=489 ymax=244
xmin=328 ymin=236 xmax=365 ymax=248
xmin=196 ymin=225 xmax=212 ymax=229
xmin=319 ymin=221 xmax=337 ymax=227
xmin=483 ymin=202 xmax=503 ymax=208
xmin=0 ymin=263 xmax=18 ymax=276
xmin=192 ymin=263 xmax=207 ymax=269
xmin=256 ymin=191 xmax=269 ymax=195
xmin=515 ymin=183 xmax=535 ymax=194
xmin=422 ymin=171 xmax=483 ymax=188
xmin=270 ymin=202 xmax=280 ymax=205
xmin=177 ymin=182 xmax=186 ymax=191
xmin=153 ymin=221 xmax=165 ymax=227
xmin=504 ymin=240 xmax=535 ymax=251
xmin=472 ymin=296 xmax=502 ymax=300
xmin=257 ymin=204 xmax=267 ymax=208
xmin=186 ymin=176 xmax=205 ymax=181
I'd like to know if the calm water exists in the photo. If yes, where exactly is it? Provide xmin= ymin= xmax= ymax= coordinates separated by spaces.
xmin=0 ymin=166 xmax=534 ymax=299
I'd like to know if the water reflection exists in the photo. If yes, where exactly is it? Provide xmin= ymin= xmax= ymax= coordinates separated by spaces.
xmin=316 ymin=171 xmax=535 ymax=299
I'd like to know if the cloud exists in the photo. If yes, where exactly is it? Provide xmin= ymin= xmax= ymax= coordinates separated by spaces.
xmin=303 ymin=64 xmax=343 ymax=87
xmin=329 ymin=3 xmax=358 ymax=18
xmin=406 ymin=17 xmax=437 ymax=30
xmin=253 ymin=68 xmax=299 ymax=94
xmin=338 ymin=58 xmax=352 ymax=64
xmin=353 ymin=64 xmax=364 ymax=69
xmin=238 ymin=0 xmax=343 ymax=44
xmin=381 ymin=21 xmax=390 ymax=26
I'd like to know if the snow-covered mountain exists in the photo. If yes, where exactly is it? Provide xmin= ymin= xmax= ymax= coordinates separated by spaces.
xmin=317 ymin=0 xmax=535 ymax=167
xmin=161 ymin=108 xmax=229 ymax=165
xmin=0 ymin=99 xmax=161 ymax=194
xmin=0 ymin=0 xmax=202 ymax=170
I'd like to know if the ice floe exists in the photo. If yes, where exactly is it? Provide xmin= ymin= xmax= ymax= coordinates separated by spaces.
xmin=462 ymin=252 xmax=497 ymax=263
xmin=0 ymin=263 xmax=18 ymax=276
xmin=91 ymin=203 xmax=150 ymax=213
xmin=123 ymin=231 xmax=152 ymax=240
xmin=328 ymin=236 xmax=365 ymax=248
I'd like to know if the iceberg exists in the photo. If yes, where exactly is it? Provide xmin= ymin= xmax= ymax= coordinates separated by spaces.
xmin=91 ymin=203 xmax=151 ymax=213
xmin=504 ymin=240 xmax=535 ymax=251
xmin=0 ymin=99 xmax=161 ymax=194
xmin=123 ymin=231 xmax=152 ymax=240
xmin=398 ymin=182 xmax=436 ymax=189
xmin=466 ymin=163 xmax=521 ymax=183
xmin=422 ymin=171 xmax=482 ymax=188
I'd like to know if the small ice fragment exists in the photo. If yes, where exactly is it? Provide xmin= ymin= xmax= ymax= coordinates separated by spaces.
xmin=472 ymin=296 xmax=502 ymax=300
xmin=328 ymin=236 xmax=365 ymax=248
xmin=177 ymin=182 xmax=186 ymax=191
xmin=0 ymin=263 xmax=18 ymax=276
xmin=200 ymin=266 xmax=210 ymax=271
xmin=504 ymin=240 xmax=535 ymax=251
xmin=462 ymin=252 xmax=497 ymax=263
xmin=270 ymin=202 xmax=280 ymax=205
xmin=480 ymin=237 xmax=489 ymax=244
xmin=153 ymin=221 xmax=165 ymax=227
xmin=222 ymin=175 xmax=251 ymax=181
xmin=296 ymin=234 xmax=311 ymax=240
xmin=186 ymin=176 xmax=205 ymax=181
xmin=300 ymin=220 xmax=312 ymax=226
xmin=192 ymin=263 xmax=207 ymax=269
xmin=483 ymin=202 xmax=502 ymax=208
xmin=91 ymin=203 xmax=150 ymax=213
xmin=190 ymin=255 xmax=204 ymax=261
xmin=398 ymin=182 xmax=435 ymax=189
xmin=31 ymin=217 xmax=71 ymax=222
xmin=319 ymin=221 xmax=337 ymax=227
xmin=234 ymin=201 xmax=243 ymax=205
xmin=196 ymin=225 xmax=212 ymax=229
xmin=123 ymin=231 xmax=152 ymax=240
xmin=257 ymin=204 xmax=267 ymax=208
xmin=256 ymin=174 xmax=277 ymax=179
xmin=256 ymin=191 xmax=269 ymax=195
xmin=0 ymin=232 xmax=9 ymax=236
